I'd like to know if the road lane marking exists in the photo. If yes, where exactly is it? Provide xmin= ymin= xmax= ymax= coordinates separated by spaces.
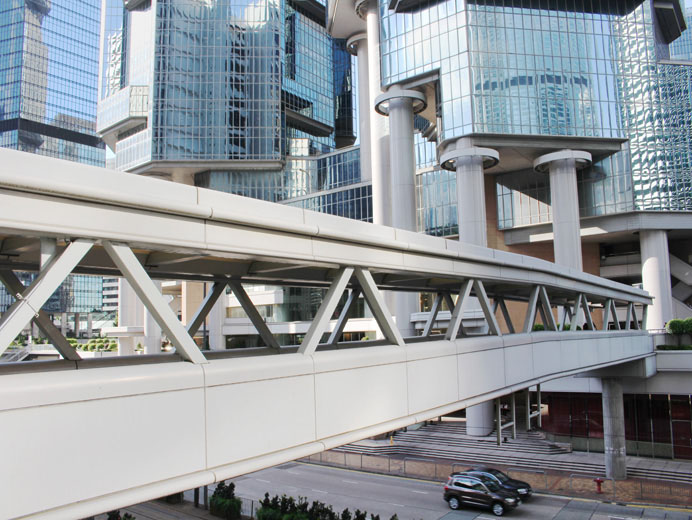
xmin=411 ymin=490 xmax=427 ymax=494
xmin=312 ymin=489 xmax=328 ymax=494
xmin=388 ymin=503 xmax=404 ymax=507
xmin=256 ymin=479 xmax=270 ymax=483
xmin=342 ymin=480 xmax=359 ymax=484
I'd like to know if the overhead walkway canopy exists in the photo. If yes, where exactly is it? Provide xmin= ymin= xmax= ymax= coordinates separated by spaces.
xmin=0 ymin=150 xmax=653 ymax=519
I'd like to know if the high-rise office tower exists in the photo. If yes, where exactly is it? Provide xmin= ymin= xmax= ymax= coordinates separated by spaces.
xmin=327 ymin=0 xmax=692 ymax=458
xmin=97 ymin=0 xmax=368 ymax=348
xmin=0 ymin=0 xmax=106 ymax=337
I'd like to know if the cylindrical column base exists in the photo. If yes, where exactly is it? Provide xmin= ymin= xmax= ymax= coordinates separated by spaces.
xmin=466 ymin=400 xmax=495 ymax=437
xmin=640 ymin=230 xmax=673 ymax=330
xmin=602 ymin=377 xmax=627 ymax=480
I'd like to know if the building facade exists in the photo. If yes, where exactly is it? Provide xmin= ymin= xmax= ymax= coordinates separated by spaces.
xmin=98 ymin=0 xmax=692 ymax=464
xmin=0 ymin=0 xmax=107 ymax=337
xmin=97 ymin=0 xmax=374 ymax=348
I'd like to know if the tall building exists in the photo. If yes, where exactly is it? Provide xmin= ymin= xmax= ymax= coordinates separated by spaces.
xmin=99 ymin=0 xmax=692 ymax=462
xmin=97 ymin=0 xmax=370 ymax=348
xmin=327 ymin=0 xmax=692 ymax=461
xmin=0 ymin=0 xmax=107 ymax=337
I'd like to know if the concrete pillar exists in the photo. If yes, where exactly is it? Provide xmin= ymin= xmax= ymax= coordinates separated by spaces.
xmin=60 ymin=312 xmax=68 ymax=336
xmin=86 ymin=313 xmax=92 ymax=339
xmin=143 ymin=280 xmax=162 ymax=354
xmin=440 ymin=140 xmax=499 ymax=247
xmin=440 ymin=141 xmax=499 ymax=435
xmin=602 ymin=377 xmax=627 ymax=480
xmin=74 ymin=312 xmax=80 ymax=338
xmin=534 ymin=149 xmax=592 ymax=271
xmin=467 ymin=400 xmax=494 ymax=436
xmin=640 ymin=230 xmax=673 ymax=330
xmin=347 ymin=33 xmax=371 ymax=182
xmin=373 ymin=87 xmax=426 ymax=338
xmin=118 ymin=278 xmax=144 ymax=355
xmin=208 ymin=286 xmax=226 ymax=350
xmin=363 ymin=0 xmax=391 ymax=226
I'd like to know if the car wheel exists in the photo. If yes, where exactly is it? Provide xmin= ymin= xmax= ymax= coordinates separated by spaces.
xmin=491 ymin=502 xmax=505 ymax=516
xmin=448 ymin=497 xmax=461 ymax=510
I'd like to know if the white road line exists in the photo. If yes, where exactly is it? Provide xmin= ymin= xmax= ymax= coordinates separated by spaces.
xmin=312 ymin=489 xmax=328 ymax=494
xmin=411 ymin=490 xmax=427 ymax=494
xmin=388 ymin=503 xmax=405 ymax=507
xmin=287 ymin=471 xmax=301 ymax=475
xmin=256 ymin=479 xmax=270 ymax=483
xmin=342 ymin=480 xmax=359 ymax=484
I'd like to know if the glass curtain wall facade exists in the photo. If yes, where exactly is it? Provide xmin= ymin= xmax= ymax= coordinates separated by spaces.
xmin=380 ymin=0 xmax=692 ymax=231
xmin=0 ymin=0 xmax=104 ymax=164
xmin=0 ymin=0 xmax=106 ymax=323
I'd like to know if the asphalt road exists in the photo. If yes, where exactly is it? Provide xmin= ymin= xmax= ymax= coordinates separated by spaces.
xmin=224 ymin=462 xmax=692 ymax=520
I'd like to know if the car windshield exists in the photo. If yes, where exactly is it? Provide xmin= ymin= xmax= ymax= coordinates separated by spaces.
xmin=476 ymin=475 xmax=501 ymax=492
xmin=487 ymin=469 xmax=510 ymax=483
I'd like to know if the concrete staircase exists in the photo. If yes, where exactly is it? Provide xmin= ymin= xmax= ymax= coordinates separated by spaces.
xmin=334 ymin=422 xmax=692 ymax=485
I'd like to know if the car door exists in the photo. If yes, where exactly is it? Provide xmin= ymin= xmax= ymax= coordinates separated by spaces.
xmin=460 ymin=479 xmax=488 ymax=507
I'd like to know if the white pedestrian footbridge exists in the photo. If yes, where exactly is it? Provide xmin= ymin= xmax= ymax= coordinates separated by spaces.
xmin=0 ymin=150 xmax=653 ymax=519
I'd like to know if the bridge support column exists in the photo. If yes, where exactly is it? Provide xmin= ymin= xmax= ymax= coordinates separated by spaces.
xmin=640 ymin=230 xmax=673 ymax=331
xmin=602 ymin=377 xmax=627 ymax=480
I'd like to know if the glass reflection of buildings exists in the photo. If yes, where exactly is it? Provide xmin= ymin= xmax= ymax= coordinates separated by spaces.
xmin=98 ymin=0 xmax=369 ymax=346
xmin=0 ymin=0 xmax=106 ymax=333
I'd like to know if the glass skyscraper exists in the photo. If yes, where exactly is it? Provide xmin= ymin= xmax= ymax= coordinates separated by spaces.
xmin=0 ymin=0 xmax=106 ymax=323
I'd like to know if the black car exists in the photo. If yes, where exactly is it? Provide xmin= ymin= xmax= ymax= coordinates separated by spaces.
xmin=443 ymin=473 xmax=520 ymax=516
xmin=463 ymin=467 xmax=533 ymax=500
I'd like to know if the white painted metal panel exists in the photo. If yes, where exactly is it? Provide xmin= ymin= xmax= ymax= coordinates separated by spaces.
xmin=314 ymin=362 xmax=408 ymax=439
xmin=0 ymin=363 xmax=203 ymax=411
xmin=0 ymin=190 xmax=207 ymax=250
xmin=204 ymin=222 xmax=316 ymax=262
xmin=206 ymin=375 xmax=316 ymax=466
xmin=504 ymin=343 xmax=534 ymax=386
xmin=203 ymin=354 xmax=314 ymax=386
xmin=457 ymin=348 xmax=506 ymax=398
xmin=2 ymin=389 xmax=206 ymax=520
xmin=407 ymin=354 xmax=459 ymax=413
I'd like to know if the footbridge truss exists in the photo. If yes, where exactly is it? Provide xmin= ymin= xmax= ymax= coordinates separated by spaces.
xmin=0 ymin=150 xmax=653 ymax=519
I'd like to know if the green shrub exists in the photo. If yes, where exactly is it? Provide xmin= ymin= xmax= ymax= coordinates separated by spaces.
xmin=256 ymin=492 xmax=398 ymax=520
xmin=683 ymin=317 xmax=692 ymax=335
xmin=210 ymin=482 xmax=242 ymax=520
xmin=532 ymin=324 xmax=545 ymax=331
xmin=657 ymin=344 xmax=692 ymax=350
xmin=666 ymin=319 xmax=686 ymax=335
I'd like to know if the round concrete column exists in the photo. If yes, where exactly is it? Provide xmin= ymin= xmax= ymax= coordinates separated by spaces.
xmin=143 ymin=279 xmax=162 ymax=354
xmin=440 ymin=141 xmax=498 ymax=435
xmin=440 ymin=141 xmax=499 ymax=247
xmin=347 ymin=33 xmax=371 ymax=183
xmin=373 ymin=87 xmax=426 ymax=337
xmin=374 ymin=87 xmax=426 ymax=231
xmin=534 ymin=150 xmax=591 ymax=271
xmin=359 ymin=0 xmax=390 ymax=225
xmin=640 ymin=229 xmax=673 ymax=330
xmin=602 ymin=377 xmax=627 ymax=480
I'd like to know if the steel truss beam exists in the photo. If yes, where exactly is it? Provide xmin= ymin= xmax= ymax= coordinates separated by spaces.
xmin=0 ymin=240 xmax=93 ymax=357
xmin=354 ymin=267 xmax=405 ymax=348
xmin=228 ymin=280 xmax=281 ymax=351
xmin=328 ymin=288 xmax=362 ymax=345
xmin=299 ymin=267 xmax=354 ymax=355
xmin=0 ymin=269 xmax=80 ymax=360
xmin=103 ymin=241 xmax=208 ymax=364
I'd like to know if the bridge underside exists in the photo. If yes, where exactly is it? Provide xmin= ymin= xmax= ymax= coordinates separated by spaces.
xmin=0 ymin=150 xmax=654 ymax=519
